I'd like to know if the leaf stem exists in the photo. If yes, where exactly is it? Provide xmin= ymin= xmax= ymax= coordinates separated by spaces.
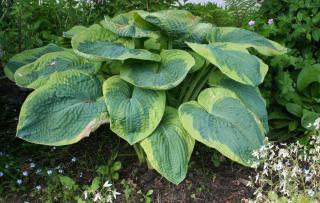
xmin=182 ymin=64 xmax=211 ymax=103
xmin=190 ymin=66 xmax=216 ymax=101
xmin=133 ymin=144 xmax=146 ymax=164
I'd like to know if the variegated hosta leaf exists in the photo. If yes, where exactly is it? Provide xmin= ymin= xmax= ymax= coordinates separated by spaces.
xmin=178 ymin=87 xmax=265 ymax=166
xmin=182 ymin=23 xmax=213 ymax=44
xmin=140 ymin=107 xmax=195 ymax=184
xmin=14 ymin=50 xmax=101 ymax=89
xmin=207 ymin=27 xmax=287 ymax=56
xmin=137 ymin=10 xmax=201 ymax=35
xmin=4 ymin=44 xmax=64 ymax=81
xmin=100 ymin=12 xmax=158 ymax=38
xmin=63 ymin=25 xmax=87 ymax=38
xmin=17 ymin=70 xmax=107 ymax=146
xmin=72 ymin=24 xmax=160 ymax=62
xmin=297 ymin=63 xmax=320 ymax=91
xmin=120 ymin=49 xmax=195 ymax=90
xmin=208 ymin=71 xmax=268 ymax=133
xmin=187 ymin=42 xmax=268 ymax=86
xmin=103 ymin=76 xmax=166 ymax=144
xmin=189 ymin=51 xmax=206 ymax=73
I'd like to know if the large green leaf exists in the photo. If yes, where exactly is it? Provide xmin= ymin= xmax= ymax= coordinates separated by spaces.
xmin=72 ymin=24 xmax=160 ymax=62
xmin=140 ymin=107 xmax=194 ymax=184
xmin=100 ymin=12 xmax=158 ymax=38
xmin=187 ymin=42 xmax=268 ymax=86
xmin=120 ymin=49 xmax=194 ymax=90
xmin=63 ymin=25 xmax=87 ymax=38
xmin=178 ymin=87 xmax=265 ymax=166
xmin=301 ymin=109 xmax=320 ymax=130
xmin=14 ymin=50 xmax=100 ymax=89
xmin=208 ymin=71 xmax=268 ymax=133
xmin=137 ymin=10 xmax=201 ymax=35
xmin=182 ymin=23 xmax=213 ymax=44
xmin=207 ymin=27 xmax=287 ymax=56
xmin=4 ymin=44 xmax=64 ymax=81
xmin=17 ymin=70 xmax=107 ymax=146
xmin=103 ymin=76 xmax=165 ymax=144
xmin=297 ymin=64 xmax=320 ymax=91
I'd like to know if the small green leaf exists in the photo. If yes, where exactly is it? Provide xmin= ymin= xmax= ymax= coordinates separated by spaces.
xmin=60 ymin=176 xmax=77 ymax=190
xmin=297 ymin=64 xmax=320 ymax=91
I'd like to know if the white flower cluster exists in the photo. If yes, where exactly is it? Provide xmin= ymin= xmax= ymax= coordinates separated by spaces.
xmin=248 ymin=118 xmax=320 ymax=202
xmin=83 ymin=180 xmax=120 ymax=203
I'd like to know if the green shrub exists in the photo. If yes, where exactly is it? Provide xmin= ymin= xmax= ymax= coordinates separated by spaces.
xmin=5 ymin=9 xmax=286 ymax=184
xmin=243 ymin=0 xmax=320 ymax=141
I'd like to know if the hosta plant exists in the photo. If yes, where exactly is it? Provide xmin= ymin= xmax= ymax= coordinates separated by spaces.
xmin=5 ymin=10 xmax=286 ymax=184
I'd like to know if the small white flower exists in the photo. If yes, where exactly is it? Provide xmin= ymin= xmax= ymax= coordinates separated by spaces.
xmin=30 ymin=163 xmax=36 ymax=168
xmin=47 ymin=170 xmax=53 ymax=175
xmin=313 ymin=117 xmax=320 ymax=130
xmin=5 ymin=164 xmax=9 ymax=169
xmin=103 ymin=180 xmax=112 ymax=188
xmin=71 ymin=157 xmax=77 ymax=162
xmin=93 ymin=192 xmax=102 ymax=202
xmin=252 ymin=150 xmax=260 ymax=159
xmin=17 ymin=179 xmax=22 ymax=185
xmin=0 ymin=171 xmax=4 ymax=177
xmin=35 ymin=185 xmax=41 ymax=190
xmin=36 ymin=169 xmax=42 ymax=174
xmin=83 ymin=191 xmax=88 ymax=199
xmin=112 ymin=190 xmax=120 ymax=199
xmin=22 ymin=171 xmax=28 ymax=176
xmin=58 ymin=169 xmax=63 ymax=173
xmin=307 ymin=189 xmax=315 ymax=197
xmin=279 ymin=149 xmax=289 ymax=158
xmin=106 ymin=194 xmax=113 ymax=203
xmin=79 ymin=172 xmax=83 ymax=178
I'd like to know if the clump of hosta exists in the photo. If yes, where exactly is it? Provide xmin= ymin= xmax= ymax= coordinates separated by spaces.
xmin=5 ymin=9 xmax=286 ymax=184
xmin=248 ymin=118 xmax=320 ymax=202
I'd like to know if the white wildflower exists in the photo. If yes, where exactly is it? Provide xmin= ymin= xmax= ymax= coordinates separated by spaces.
xmin=93 ymin=192 xmax=102 ymax=202
xmin=103 ymin=180 xmax=112 ymax=188
xmin=307 ymin=189 xmax=315 ymax=197
xmin=83 ymin=191 xmax=88 ymax=199
xmin=112 ymin=190 xmax=120 ymax=199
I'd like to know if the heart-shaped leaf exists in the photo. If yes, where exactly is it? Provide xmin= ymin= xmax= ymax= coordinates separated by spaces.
xmin=120 ymin=49 xmax=194 ymax=90
xmin=137 ymin=10 xmax=201 ymax=35
xmin=103 ymin=76 xmax=165 ymax=144
xmin=17 ymin=70 xmax=107 ymax=146
xmin=63 ymin=25 xmax=87 ymax=38
xmin=140 ymin=107 xmax=194 ymax=184
xmin=100 ymin=12 xmax=158 ymax=38
xmin=207 ymin=27 xmax=287 ymax=56
xmin=4 ymin=44 xmax=64 ymax=81
xmin=178 ymin=87 xmax=265 ymax=166
xmin=187 ymin=42 xmax=268 ymax=86
xmin=208 ymin=71 xmax=268 ymax=133
xmin=14 ymin=50 xmax=100 ymax=89
xmin=72 ymin=24 xmax=160 ymax=62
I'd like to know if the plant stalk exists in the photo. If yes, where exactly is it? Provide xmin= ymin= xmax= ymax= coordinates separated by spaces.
xmin=133 ymin=144 xmax=146 ymax=164
xmin=182 ymin=65 xmax=211 ymax=103
xmin=190 ymin=67 xmax=216 ymax=101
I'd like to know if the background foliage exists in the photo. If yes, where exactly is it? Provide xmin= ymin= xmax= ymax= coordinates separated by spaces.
xmin=244 ymin=0 xmax=320 ymax=142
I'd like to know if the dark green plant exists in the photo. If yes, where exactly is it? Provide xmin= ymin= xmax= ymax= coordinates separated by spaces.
xmin=243 ymin=0 xmax=320 ymax=141
xmin=5 ymin=9 xmax=286 ymax=184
